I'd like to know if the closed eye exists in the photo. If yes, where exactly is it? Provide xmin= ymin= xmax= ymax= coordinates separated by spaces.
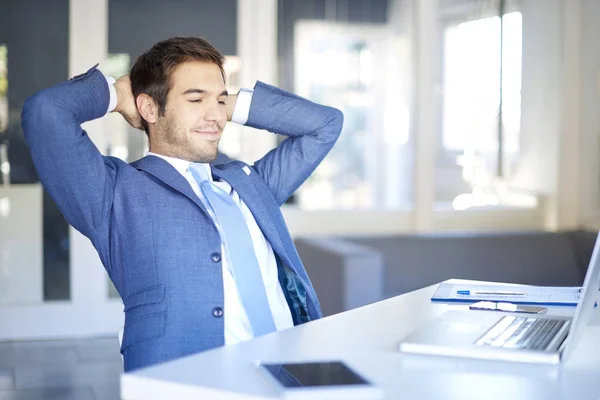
xmin=189 ymin=99 xmax=201 ymax=103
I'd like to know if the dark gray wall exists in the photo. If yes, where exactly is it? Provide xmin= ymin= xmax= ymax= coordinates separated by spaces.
xmin=0 ymin=0 xmax=71 ymax=300
xmin=0 ymin=0 xmax=69 ymax=183
xmin=0 ymin=0 xmax=69 ymax=113
xmin=109 ymin=0 xmax=237 ymax=61
xmin=277 ymin=0 xmax=389 ymax=91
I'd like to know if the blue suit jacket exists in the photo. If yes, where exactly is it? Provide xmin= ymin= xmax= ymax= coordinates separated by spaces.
xmin=21 ymin=65 xmax=343 ymax=371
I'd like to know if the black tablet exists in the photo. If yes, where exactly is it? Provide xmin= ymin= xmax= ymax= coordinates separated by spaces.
xmin=258 ymin=361 xmax=382 ymax=399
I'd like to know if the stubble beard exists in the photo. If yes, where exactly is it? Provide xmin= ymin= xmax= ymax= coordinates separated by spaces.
xmin=156 ymin=115 xmax=220 ymax=163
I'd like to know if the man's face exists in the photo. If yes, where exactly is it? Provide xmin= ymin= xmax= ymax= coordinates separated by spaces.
xmin=152 ymin=61 xmax=228 ymax=163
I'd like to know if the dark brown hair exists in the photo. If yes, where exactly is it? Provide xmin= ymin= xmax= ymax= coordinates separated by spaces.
xmin=130 ymin=37 xmax=225 ymax=133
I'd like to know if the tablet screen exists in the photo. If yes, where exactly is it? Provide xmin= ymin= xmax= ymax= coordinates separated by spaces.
xmin=261 ymin=361 xmax=371 ymax=388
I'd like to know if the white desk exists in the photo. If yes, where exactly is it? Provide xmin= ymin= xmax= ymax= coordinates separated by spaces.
xmin=121 ymin=281 xmax=600 ymax=400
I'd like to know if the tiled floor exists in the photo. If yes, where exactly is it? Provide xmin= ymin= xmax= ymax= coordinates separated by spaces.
xmin=0 ymin=337 xmax=122 ymax=400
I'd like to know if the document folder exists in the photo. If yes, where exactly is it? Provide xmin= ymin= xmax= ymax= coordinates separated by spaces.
xmin=431 ymin=282 xmax=581 ymax=306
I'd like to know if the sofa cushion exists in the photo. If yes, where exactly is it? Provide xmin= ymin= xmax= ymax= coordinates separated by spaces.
xmin=564 ymin=230 xmax=598 ymax=280
xmin=346 ymin=232 xmax=584 ymax=299
xmin=294 ymin=238 xmax=384 ymax=316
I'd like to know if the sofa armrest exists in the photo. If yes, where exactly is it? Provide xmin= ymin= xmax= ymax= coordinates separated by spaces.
xmin=294 ymin=237 xmax=385 ymax=316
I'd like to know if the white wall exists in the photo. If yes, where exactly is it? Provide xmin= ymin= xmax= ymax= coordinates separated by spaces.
xmin=511 ymin=0 xmax=562 ymax=197
xmin=511 ymin=0 xmax=583 ymax=231
xmin=284 ymin=207 xmax=545 ymax=237
xmin=0 ymin=186 xmax=42 ymax=305
xmin=236 ymin=0 xmax=278 ymax=164
xmin=580 ymin=0 xmax=600 ymax=229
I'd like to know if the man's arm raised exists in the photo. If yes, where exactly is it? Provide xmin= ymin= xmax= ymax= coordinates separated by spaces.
xmin=21 ymin=65 xmax=118 ymax=238
xmin=242 ymin=82 xmax=343 ymax=206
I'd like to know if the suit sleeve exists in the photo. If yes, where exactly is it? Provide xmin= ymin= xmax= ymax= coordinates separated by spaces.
xmin=21 ymin=65 xmax=117 ymax=238
xmin=247 ymin=82 xmax=344 ymax=206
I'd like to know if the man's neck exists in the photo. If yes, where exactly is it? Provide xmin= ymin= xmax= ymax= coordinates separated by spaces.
xmin=147 ymin=148 xmax=204 ymax=164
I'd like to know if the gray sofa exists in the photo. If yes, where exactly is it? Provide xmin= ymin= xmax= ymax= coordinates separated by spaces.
xmin=294 ymin=230 xmax=597 ymax=317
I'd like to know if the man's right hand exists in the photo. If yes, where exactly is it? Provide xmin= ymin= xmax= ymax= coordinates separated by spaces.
xmin=113 ymin=75 xmax=144 ymax=130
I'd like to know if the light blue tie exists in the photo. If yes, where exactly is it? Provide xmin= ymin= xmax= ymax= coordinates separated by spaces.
xmin=188 ymin=163 xmax=277 ymax=336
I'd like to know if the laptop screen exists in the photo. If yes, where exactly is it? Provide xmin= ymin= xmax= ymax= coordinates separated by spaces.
xmin=562 ymin=232 xmax=600 ymax=359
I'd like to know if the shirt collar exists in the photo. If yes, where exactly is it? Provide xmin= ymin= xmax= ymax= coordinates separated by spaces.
xmin=146 ymin=152 xmax=213 ymax=182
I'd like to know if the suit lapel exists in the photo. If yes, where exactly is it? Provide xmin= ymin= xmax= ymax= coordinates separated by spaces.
xmin=131 ymin=155 xmax=209 ymax=214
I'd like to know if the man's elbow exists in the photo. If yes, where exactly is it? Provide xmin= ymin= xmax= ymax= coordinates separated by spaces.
xmin=21 ymin=91 xmax=47 ymax=137
xmin=322 ymin=106 xmax=344 ymax=144
xmin=21 ymin=90 xmax=62 ymax=144
xmin=331 ymin=107 xmax=344 ymax=136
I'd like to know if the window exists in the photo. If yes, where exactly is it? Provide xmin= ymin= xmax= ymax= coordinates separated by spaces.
xmin=0 ymin=44 xmax=7 ymax=134
xmin=216 ymin=55 xmax=245 ymax=160
xmin=0 ymin=44 xmax=8 ymax=187
xmin=436 ymin=3 xmax=531 ymax=210
xmin=293 ymin=21 xmax=413 ymax=210
xmin=442 ymin=13 xmax=521 ymax=156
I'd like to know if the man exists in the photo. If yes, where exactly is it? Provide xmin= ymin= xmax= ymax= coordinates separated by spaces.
xmin=21 ymin=37 xmax=343 ymax=371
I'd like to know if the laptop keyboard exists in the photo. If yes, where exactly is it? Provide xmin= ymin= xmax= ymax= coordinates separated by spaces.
xmin=475 ymin=316 xmax=568 ymax=351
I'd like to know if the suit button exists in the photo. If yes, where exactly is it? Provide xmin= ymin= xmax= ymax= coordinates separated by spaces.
xmin=211 ymin=252 xmax=221 ymax=263
xmin=212 ymin=307 xmax=224 ymax=318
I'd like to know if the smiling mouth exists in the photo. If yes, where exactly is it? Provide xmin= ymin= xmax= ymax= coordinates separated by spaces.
xmin=194 ymin=131 xmax=220 ymax=137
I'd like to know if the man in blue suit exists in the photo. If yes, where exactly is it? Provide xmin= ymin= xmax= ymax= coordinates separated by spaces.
xmin=21 ymin=37 xmax=343 ymax=371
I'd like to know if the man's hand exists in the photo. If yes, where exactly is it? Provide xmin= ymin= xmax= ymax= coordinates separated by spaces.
xmin=225 ymin=93 xmax=237 ymax=122
xmin=113 ymin=75 xmax=144 ymax=130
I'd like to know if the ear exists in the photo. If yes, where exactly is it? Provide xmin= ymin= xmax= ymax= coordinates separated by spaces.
xmin=136 ymin=94 xmax=159 ymax=125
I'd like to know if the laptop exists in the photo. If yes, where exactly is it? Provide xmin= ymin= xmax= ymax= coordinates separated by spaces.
xmin=398 ymin=233 xmax=600 ymax=364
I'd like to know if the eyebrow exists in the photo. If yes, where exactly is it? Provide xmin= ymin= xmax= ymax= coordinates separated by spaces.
xmin=183 ymin=89 xmax=228 ymax=97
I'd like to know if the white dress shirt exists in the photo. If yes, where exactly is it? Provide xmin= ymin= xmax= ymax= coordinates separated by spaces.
xmin=103 ymin=74 xmax=294 ymax=344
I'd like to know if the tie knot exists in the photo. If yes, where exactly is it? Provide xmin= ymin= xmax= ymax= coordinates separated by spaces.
xmin=189 ymin=163 xmax=211 ymax=183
